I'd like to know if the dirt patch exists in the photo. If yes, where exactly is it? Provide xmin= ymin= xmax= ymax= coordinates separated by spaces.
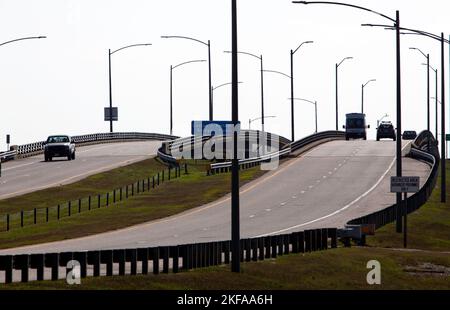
xmin=404 ymin=263 xmax=450 ymax=277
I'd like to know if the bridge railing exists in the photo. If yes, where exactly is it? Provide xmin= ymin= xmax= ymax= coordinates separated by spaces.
xmin=7 ymin=132 xmax=178 ymax=159
xmin=0 ymin=228 xmax=337 ymax=284
xmin=347 ymin=130 xmax=440 ymax=230
xmin=205 ymin=130 xmax=345 ymax=175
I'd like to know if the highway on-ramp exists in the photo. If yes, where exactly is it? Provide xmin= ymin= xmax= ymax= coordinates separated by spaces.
xmin=0 ymin=141 xmax=163 ymax=200
xmin=0 ymin=140 xmax=432 ymax=255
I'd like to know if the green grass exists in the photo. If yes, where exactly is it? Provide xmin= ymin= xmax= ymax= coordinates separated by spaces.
xmin=4 ymin=248 xmax=449 ymax=290
xmin=0 ymin=158 xmax=267 ymax=249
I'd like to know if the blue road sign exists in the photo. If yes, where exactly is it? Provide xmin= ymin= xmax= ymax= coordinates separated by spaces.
xmin=191 ymin=121 xmax=240 ymax=136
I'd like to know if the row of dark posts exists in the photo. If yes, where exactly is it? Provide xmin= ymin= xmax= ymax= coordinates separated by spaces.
xmin=0 ymin=228 xmax=337 ymax=284
xmin=2 ymin=164 xmax=188 ymax=232
xmin=207 ymin=161 xmax=261 ymax=176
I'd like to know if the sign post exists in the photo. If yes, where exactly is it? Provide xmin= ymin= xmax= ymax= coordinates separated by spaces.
xmin=391 ymin=176 xmax=420 ymax=248
xmin=6 ymin=134 xmax=10 ymax=151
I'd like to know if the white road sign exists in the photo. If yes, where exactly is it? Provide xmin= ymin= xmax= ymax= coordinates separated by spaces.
xmin=390 ymin=176 xmax=420 ymax=193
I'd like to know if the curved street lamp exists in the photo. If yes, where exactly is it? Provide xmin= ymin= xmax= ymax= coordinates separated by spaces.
xmin=291 ymin=98 xmax=318 ymax=134
xmin=336 ymin=56 xmax=353 ymax=130
xmin=361 ymin=79 xmax=376 ymax=114
xmin=161 ymin=35 xmax=213 ymax=121
xmin=248 ymin=115 xmax=276 ymax=130
xmin=0 ymin=36 xmax=46 ymax=47
xmin=410 ymin=47 xmax=430 ymax=131
xmin=0 ymin=36 xmax=46 ymax=154
xmin=377 ymin=113 xmax=389 ymax=128
xmin=170 ymin=59 xmax=206 ymax=135
xmin=423 ymin=63 xmax=439 ymax=140
xmin=291 ymin=40 xmax=314 ymax=141
xmin=212 ymin=81 xmax=243 ymax=111
xmin=108 ymin=43 xmax=152 ymax=133
xmin=224 ymin=50 xmax=265 ymax=132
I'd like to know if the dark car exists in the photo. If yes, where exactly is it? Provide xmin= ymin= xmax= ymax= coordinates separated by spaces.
xmin=344 ymin=113 xmax=369 ymax=140
xmin=376 ymin=121 xmax=396 ymax=141
xmin=43 ymin=135 xmax=76 ymax=161
xmin=402 ymin=131 xmax=417 ymax=140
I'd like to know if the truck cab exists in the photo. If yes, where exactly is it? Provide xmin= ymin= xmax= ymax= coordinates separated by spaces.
xmin=343 ymin=113 xmax=370 ymax=141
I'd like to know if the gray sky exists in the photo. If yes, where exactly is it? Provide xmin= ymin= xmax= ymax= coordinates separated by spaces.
xmin=0 ymin=0 xmax=449 ymax=147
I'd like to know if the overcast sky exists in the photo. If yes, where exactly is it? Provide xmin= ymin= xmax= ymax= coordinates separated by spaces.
xmin=0 ymin=0 xmax=449 ymax=147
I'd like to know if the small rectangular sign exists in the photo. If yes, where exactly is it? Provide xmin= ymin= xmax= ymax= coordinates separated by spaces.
xmin=446 ymin=134 xmax=450 ymax=141
xmin=104 ymin=107 xmax=118 ymax=121
xmin=390 ymin=176 xmax=420 ymax=193
xmin=191 ymin=121 xmax=240 ymax=137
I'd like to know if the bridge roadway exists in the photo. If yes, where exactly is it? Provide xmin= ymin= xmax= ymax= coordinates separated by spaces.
xmin=0 ymin=140 xmax=432 ymax=255
xmin=0 ymin=141 xmax=163 ymax=200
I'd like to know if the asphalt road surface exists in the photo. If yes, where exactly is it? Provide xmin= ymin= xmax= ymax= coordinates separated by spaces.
xmin=0 ymin=140 xmax=432 ymax=256
xmin=0 ymin=141 xmax=162 ymax=200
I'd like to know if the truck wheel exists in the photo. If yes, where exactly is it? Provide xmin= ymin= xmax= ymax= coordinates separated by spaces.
xmin=346 ymin=136 xmax=350 ymax=141
xmin=363 ymin=135 xmax=367 ymax=141
xmin=67 ymin=154 xmax=72 ymax=161
xmin=44 ymin=155 xmax=48 ymax=162
xmin=72 ymin=152 xmax=76 ymax=160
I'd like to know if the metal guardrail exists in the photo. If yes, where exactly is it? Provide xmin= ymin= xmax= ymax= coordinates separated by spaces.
xmin=207 ymin=131 xmax=345 ymax=175
xmin=347 ymin=130 xmax=439 ymax=230
xmin=0 ymin=227 xmax=337 ymax=284
xmin=0 ymin=150 xmax=17 ymax=161
xmin=291 ymin=131 xmax=345 ymax=152
xmin=8 ymin=132 xmax=178 ymax=159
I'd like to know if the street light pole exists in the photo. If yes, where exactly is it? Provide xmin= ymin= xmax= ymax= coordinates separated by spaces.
xmin=440 ymin=32 xmax=446 ymax=203
xmin=410 ymin=48 xmax=430 ymax=131
xmin=377 ymin=114 xmax=389 ymax=128
xmin=248 ymin=116 xmax=276 ymax=130
xmin=361 ymin=79 xmax=376 ymax=114
xmin=291 ymin=98 xmax=318 ymax=134
xmin=169 ymin=59 xmax=206 ymax=136
xmin=231 ymin=0 xmax=240 ymax=273
xmin=425 ymin=64 xmax=439 ymax=139
xmin=108 ymin=43 xmax=152 ymax=133
xmin=161 ymin=35 xmax=213 ymax=121
xmin=336 ymin=57 xmax=353 ymax=130
xmin=224 ymin=51 xmax=265 ymax=132
xmin=212 ymin=81 xmax=243 ymax=110
xmin=291 ymin=41 xmax=313 ymax=141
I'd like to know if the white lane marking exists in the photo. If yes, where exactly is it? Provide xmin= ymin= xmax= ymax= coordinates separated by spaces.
xmin=281 ymin=202 xmax=287 ymax=206
xmin=334 ymin=168 xmax=338 ymax=171
xmin=300 ymin=191 xmax=306 ymax=194
xmin=2 ymin=161 xmax=38 ymax=171
xmin=309 ymin=185 xmax=314 ymax=188
xmin=323 ymin=176 xmax=327 ymax=179
xmin=328 ymin=171 xmax=333 ymax=175
xmin=249 ymin=215 xmax=255 ymax=218
xmin=265 ymin=209 xmax=272 ymax=212
xmin=255 ymin=142 xmax=411 ymax=237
